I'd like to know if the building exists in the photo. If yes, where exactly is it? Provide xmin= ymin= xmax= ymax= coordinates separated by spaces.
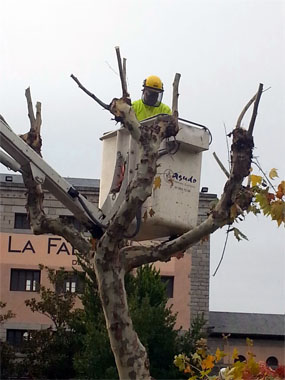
xmin=208 ymin=311 xmax=285 ymax=368
xmin=0 ymin=173 xmax=214 ymax=344
xmin=1 ymin=173 xmax=283 ymax=366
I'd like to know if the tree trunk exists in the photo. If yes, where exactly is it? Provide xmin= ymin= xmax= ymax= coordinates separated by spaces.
xmin=95 ymin=244 xmax=151 ymax=379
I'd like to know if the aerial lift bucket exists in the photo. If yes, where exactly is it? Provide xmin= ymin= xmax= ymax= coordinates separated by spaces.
xmin=99 ymin=116 xmax=210 ymax=241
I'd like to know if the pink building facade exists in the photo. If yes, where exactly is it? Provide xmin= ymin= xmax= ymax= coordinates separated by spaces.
xmin=0 ymin=173 xmax=213 ymax=342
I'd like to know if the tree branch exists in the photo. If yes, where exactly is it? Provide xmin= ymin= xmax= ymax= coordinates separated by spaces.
xmin=35 ymin=102 xmax=42 ymax=134
xmin=109 ymin=98 xmax=141 ymax=141
xmin=172 ymin=73 xmax=181 ymax=119
xmin=25 ymin=87 xmax=36 ymax=127
xmin=123 ymin=216 xmax=217 ymax=270
xmin=115 ymin=46 xmax=129 ymax=98
xmin=248 ymin=83 xmax=263 ymax=136
xmin=70 ymin=74 xmax=110 ymax=110
xmin=213 ymin=152 xmax=230 ymax=178
xmin=22 ymin=172 xmax=91 ymax=256
xmin=235 ymin=93 xmax=256 ymax=129
xmin=123 ymin=58 xmax=127 ymax=82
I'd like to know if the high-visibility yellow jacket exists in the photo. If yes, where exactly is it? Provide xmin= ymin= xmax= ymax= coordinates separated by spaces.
xmin=132 ymin=99 xmax=172 ymax=121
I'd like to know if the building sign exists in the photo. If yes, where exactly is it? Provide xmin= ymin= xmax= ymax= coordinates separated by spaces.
xmin=0 ymin=233 xmax=79 ymax=266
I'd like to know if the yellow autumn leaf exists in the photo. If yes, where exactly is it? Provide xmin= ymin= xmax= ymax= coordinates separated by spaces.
xmin=246 ymin=337 xmax=254 ymax=347
xmin=269 ymin=168 xmax=278 ymax=180
xmin=247 ymin=356 xmax=260 ymax=376
xmin=279 ymin=181 xmax=285 ymax=193
xmin=232 ymin=360 xmax=245 ymax=379
xmin=250 ymin=174 xmax=262 ymax=187
xmin=200 ymin=369 xmax=211 ymax=377
xmin=153 ymin=176 xmax=161 ymax=190
xmin=191 ymin=352 xmax=202 ymax=363
xmin=201 ymin=354 xmax=215 ymax=370
xmin=173 ymin=354 xmax=187 ymax=371
xmin=215 ymin=347 xmax=227 ymax=362
xmin=232 ymin=347 xmax=239 ymax=361
xmin=270 ymin=200 xmax=285 ymax=226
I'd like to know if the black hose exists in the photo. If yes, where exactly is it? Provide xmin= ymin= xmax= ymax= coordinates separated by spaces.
xmin=77 ymin=195 xmax=107 ymax=230
xmin=123 ymin=206 xmax=142 ymax=238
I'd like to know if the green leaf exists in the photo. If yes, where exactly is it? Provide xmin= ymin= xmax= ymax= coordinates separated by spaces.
xmin=233 ymin=228 xmax=248 ymax=242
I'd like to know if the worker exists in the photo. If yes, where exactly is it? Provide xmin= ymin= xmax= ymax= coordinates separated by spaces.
xmin=132 ymin=75 xmax=172 ymax=121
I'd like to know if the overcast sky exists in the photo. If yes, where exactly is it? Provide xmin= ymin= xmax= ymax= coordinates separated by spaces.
xmin=1 ymin=0 xmax=284 ymax=314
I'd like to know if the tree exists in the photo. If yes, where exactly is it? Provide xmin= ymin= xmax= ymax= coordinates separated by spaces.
xmin=73 ymin=258 xmax=119 ymax=379
xmin=2 ymin=46 xmax=284 ymax=379
xmin=18 ymin=263 xmax=191 ymax=379
xmin=125 ymin=265 xmax=178 ymax=379
xmin=0 ymin=301 xmax=16 ymax=378
xmin=20 ymin=266 xmax=83 ymax=379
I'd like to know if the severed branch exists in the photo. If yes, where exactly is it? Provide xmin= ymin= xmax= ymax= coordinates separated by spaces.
xmin=171 ymin=73 xmax=181 ymax=119
xmin=20 ymin=89 xmax=92 ymax=257
xmin=25 ymin=87 xmax=36 ymax=127
xmin=70 ymin=74 xmax=110 ymax=110
xmin=115 ymin=46 xmax=129 ymax=99
xmin=213 ymin=152 xmax=230 ymax=178
xmin=123 ymin=58 xmax=127 ymax=83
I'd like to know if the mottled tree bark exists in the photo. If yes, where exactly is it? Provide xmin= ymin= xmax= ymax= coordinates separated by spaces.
xmin=16 ymin=48 xmax=263 ymax=379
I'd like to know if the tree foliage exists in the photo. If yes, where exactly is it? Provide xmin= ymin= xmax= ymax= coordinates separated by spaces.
xmin=174 ymin=337 xmax=285 ymax=379
xmin=249 ymin=169 xmax=285 ymax=227
xmin=13 ymin=266 xmax=82 ymax=379
xmin=13 ymin=263 xmax=205 ymax=379
xmin=0 ymin=301 xmax=16 ymax=378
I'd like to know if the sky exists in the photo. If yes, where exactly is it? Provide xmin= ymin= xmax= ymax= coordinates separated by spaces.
xmin=1 ymin=0 xmax=284 ymax=314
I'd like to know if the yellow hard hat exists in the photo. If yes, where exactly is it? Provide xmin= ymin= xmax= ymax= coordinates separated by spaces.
xmin=143 ymin=75 xmax=163 ymax=91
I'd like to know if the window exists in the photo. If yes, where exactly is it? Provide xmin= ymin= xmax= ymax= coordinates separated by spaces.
xmin=55 ymin=272 xmax=85 ymax=294
xmin=234 ymin=355 xmax=246 ymax=363
xmin=161 ymin=276 xmax=174 ymax=298
xmin=266 ymin=356 xmax=278 ymax=369
xmin=14 ymin=213 xmax=30 ymax=229
xmin=6 ymin=329 xmax=30 ymax=347
xmin=10 ymin=269 xmax=41 ymax=292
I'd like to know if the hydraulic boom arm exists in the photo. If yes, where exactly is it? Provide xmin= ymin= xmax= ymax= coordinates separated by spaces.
xmin=0 ymin=118 xmax=106 ymax=237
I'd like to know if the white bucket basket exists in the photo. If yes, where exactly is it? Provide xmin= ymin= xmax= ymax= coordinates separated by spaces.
xmin=99 ymin=117 xmax=210 ymax=241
